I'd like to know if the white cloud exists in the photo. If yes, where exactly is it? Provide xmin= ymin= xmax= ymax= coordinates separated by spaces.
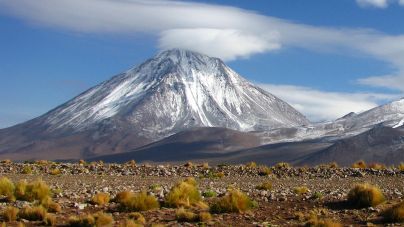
xmin=356 ymin=0 xmax=389 ymax=8
xmin=258 ymin=84 xmax=399 ymax=121
xmin=356 ymin=0 xmax=404 ymax=8
xmin=1 ymin=0 xmax=404 ymax=90
xmin=159 ymin=29 xmax=281 ymax=60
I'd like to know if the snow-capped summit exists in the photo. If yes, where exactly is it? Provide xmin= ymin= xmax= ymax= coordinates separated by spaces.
xmin=41 ymin=49 xmax=309 ymax=138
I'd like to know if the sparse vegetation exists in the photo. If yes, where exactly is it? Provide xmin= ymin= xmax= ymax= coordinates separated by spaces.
xmin=49 ymin=168 xmax=61 ymax=175
xmin=246 ymin=161 xmax=257 ymax=168
xmin=2 ymin=206 xmax=19 ymax=222
xmin=352 ymin=160 xmax=367 ymax=169
xmin=22 ymin=166 xmax=33 ymax=174
xmin=382 ymin=201 xmax=404 ymax=223
xmin=368 ymin=163 xmax=386 ymax=170
xmin=347 ymin=183 xmax=385 ymax=207
xmin=176 ymin=207 xmax=198 ymax=222
xmin=41 ymin=196 xmax=62 ymax=213
xmin=165 ymin=178 xmax=202 ymax=208
xmin=305 ymin=214 xmax=342 ymax=227
xmin=0 ymin=177 xmax=15 ymax=201
xmin=255 ymin=181 xmax=272 ymax=191
xmin=294 ymin=186 xmax=309 ymax=195
xmin=44 ymin=213 xmax=57 ymax=226
xmin=210 ymin=189 xmax=256 ymax=213
xmin=17 ymin=179 xmax=51 ymax=202
xmin=175 ymin=208 xmax=212 ymax=222
xmin=18 ymin=206 xmax=47 ymax=221
xmin=92 ymin=192 xmax=110 ymax=206
xmin=94 ymin=212 xmax=114 ymax=226
xmin=274 ymin=162 xmax=291 ymax=169
xmin=68 ymin=214 xmax=95 ymax=227
xmin=202 ymin=190 xmax=217 ymax=198
xmin=117 ymin=191 xmax=159 ymax=211
xmin=398 ymin=162 xmax=404 ymax=171
xmin=127 ymin=212 xmax=146 ymax=225
xmin=258 ymin=165 xmax=272 ymax=176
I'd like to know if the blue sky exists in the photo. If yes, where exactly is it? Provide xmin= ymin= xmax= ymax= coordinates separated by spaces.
xmin=1 ymin=0 xmax=404 ymax=128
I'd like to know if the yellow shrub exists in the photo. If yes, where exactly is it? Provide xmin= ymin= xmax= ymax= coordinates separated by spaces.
xmin=176 ymin=207 xmax=198 ymax=222
xmin=184 ymin=162 xmax=193 ymax=168
xmin=44 ymin=213 xmax=56 ymax=226
xmin=294 ymin=186 xmax=309 ymax=195
xmin=246 ymin=161 xmax=257 ymax=168
xmin=198 ymin=211 xmax=212 ymax=222
xmin=210 ymin=189 xmax=256 ymax=213
xmin=305 ymin=214 xmax=342 ymax=227
xmin=128 ymin=212 xmax=146 ymax=225
xmin=41 ymin=196 xmax=61 ymax=213
xmin=120 ymin=219 xmax=142 ymax=227
xmin=49 ymin=168 xmax=61 ymax=175
xmin=92 ymin=192 xmax=110 ymax=206
xmin=368 ymin=163 xmax=386 ymax=170
xmin=256 ymin=182 xmax=272 ymax=191
xmin=18 ymin=206 xmax=47 ymax=221
xmin=382 ymin=201 xmax=404 ymax=223
xmin=20 ymin=179 xmax=51 ymax=202
xmin=274 ymin=162 xmax=291 ymax=169
xmin=114 ymin=191 xmax=134 ymax=204
xmin=347 ymin=183 xmax=385 ymax=207
xmin=165 ymin=179 xmax=201 ymax=208
xmin=352 ymin=160 xmax=367 ymax=169
xmin=2 ymin=206 xmax=19 ymax=222
xmin=0 ymin=177 xmax=15 ymax=201
xmin=398 ymin=163 xmax=404 ymax=171
xmin=94 ymin=212 xmax=113 ymax=226
xmin=258 ymin=166 xmax=272 ymax=176
xmin=22 ymin=166 xmax=33 ymax=174
xmin=68 ymin=214 xmax=95 ymax=227
xmin=118 ymin=191 xmax=159 ymax=211
xmin=14 ymin=180 xmax=27 ymax=200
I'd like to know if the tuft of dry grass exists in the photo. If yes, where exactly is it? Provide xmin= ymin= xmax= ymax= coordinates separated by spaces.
xmin=274 ymin=162 xmax=291 ymax=169
xmin=43 ymin=213 xmax=56 ymax=226
xmin=17 ymin=179 xmax=51 ymax=202
xmin=114 ymin=191 xmax=134 ymax=204
xmin=245 ymin=161 xmax=257 ymax=168
xmin=382 ymin=201 xmax=404 ymax=223
xmin=2 ymin=206 xmax=19 ymax=222
xmin=68 ymin=214 xmax=95 ymax=227
xmin=176 ymin=207 xmax=198 ymax=222
xmin=305 ymin=214 xmax=342 ymax=227
xmin=368 ymin=163 xmax=386 ymax=170
xmin=347 ymin=183 xmax=385 ymax=208
xmin=210 ymin=189 xmax=256 ymax=213
xmin=94 ymin=212 xmax=114 ymax=226
xmin=41 ymin=196 xmax=61 ymax=213
xmin=49 ymin=168 xmax=61 ymax=175
xmin=258 ymin=165 xmax=272 ymax=176
xmin=22 ymin=166 xmax=33 ymax=174
xmin=92 ymin=192 xmax=110 ymax=206
xmin=18 ymin=206 xmax=47 ymax=221
xmin=255 ymin=182 xmax=272 ymax=191
xmin=184 ymin=162 xmax=194 ymax=168
xmin=0 ymin=177 xmax=15 ymax=201
xmin=120 ymin=219 xmax=143 ymax=227
xmin=294 ymin=186 xmax=309 ymax=195
xmin=165 ymin=178 xmax=202 ymax=208
xmin=352 ymin=160 xmax=367 ymax=169
xmin=118 ymin=191 xmax=159 ymax=212
xmin=198 ymin=211 xmax=212 ymax=222
xmin=78 ymin=159 xmax=86 ymax=165
xmin=128 ymin=212 xmax=146 ymax=225
xmin=398 ymin=163 xmax=404 ymax=171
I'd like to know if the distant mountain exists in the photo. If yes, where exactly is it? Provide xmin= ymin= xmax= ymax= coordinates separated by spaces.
xmin=0 ymin=49 xmax=309 ymax=161
xmin=299 ymin=125 xmax=404 ymax=166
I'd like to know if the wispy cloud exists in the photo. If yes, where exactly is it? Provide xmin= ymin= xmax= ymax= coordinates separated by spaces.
xmin=1 ymin=0 xmax=404 ymax=91
xmin=356 ymin=0 xmax=404 ymax=8
xmin=258 ymin=84 xmax=399 ymax=121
